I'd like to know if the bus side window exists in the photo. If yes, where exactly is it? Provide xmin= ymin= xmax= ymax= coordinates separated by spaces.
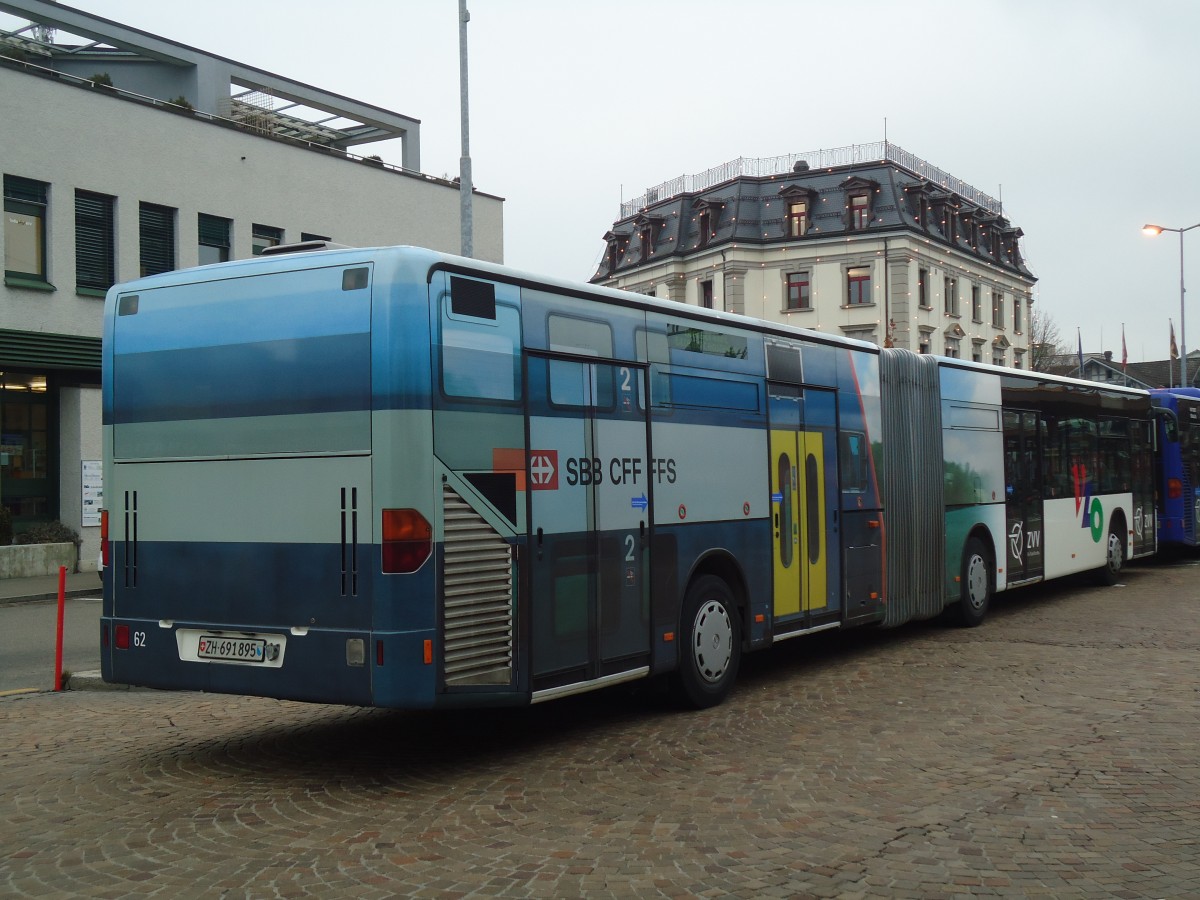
xmin=1041 ymin=415 xmax=1067 ymax=500
xmin=440 ymin=279 xmax=521 ymax=402
xmin=840 ymin=431 xmax=869 ymax=493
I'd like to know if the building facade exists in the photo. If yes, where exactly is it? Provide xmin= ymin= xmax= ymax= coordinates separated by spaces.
xmin=592 ymin=143 xmax=1035 ymax=366
xmin=1 ymin=0 xmax=503 ymax=565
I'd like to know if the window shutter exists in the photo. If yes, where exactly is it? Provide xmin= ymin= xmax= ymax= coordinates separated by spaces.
xmin=3 ymin=175 xmax=48 ymax=205
xmin=0 ymin=328 xmax=100 ymax=370
xmin=75 ymin=191 xmax=115 ymax=292
xmin=198 ymin=213 xmax=230 ymax=247
xmin=139 ymin=203 xmax=175 ymax=276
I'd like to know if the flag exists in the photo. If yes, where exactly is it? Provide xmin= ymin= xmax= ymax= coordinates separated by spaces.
xmin=1077 ymin=328 xmax=1084 ymax=376
xmin=1121 ymin=325 xmax=1128 ymax=373
xmin=1171 ymin=320 xmax=1180 ymax=360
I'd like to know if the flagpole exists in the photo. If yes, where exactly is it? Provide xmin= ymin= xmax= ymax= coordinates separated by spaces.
xmin=1121 ymin=323 xmax=1128 ymax=384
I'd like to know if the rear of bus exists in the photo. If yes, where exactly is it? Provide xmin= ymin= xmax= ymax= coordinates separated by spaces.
xmin=100 ymin=247 xmax=436 ymax=705
xmin=1152 ymin=388 xmax=1200 ymax=547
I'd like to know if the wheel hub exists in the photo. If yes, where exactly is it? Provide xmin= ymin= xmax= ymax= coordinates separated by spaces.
xmin=693 ymin=600 xmax=732 ymax=684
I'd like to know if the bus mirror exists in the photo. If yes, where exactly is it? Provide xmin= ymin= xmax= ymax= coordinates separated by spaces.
xmin=1153 ymin=407 xmax=1179 ymax=442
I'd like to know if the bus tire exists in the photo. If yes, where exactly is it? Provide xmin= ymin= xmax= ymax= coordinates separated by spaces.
xmin=1098 ymin=526 xmax=1125 ymax=585
xmin=672 ymin=575 xmax=741 ymax=709
xmin=952 ymin=537 xmax=991 ymax=628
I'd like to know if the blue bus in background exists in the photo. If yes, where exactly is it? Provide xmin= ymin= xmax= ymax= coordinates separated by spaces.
xmin=99 ymin=244 xmax=1156 ymax=709
xmin=1151 ymin=388 xmax=1200 ymax=548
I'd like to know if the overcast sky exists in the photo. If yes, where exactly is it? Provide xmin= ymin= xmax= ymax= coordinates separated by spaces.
xmin=48 ymin=1 xmax=1200 ymax=362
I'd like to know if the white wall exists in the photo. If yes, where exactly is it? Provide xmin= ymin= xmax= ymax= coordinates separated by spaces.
xmin=1 ymin=66 xmax=503 ymax=339
xmin=1 ymin=65 xmax=503 ymax=541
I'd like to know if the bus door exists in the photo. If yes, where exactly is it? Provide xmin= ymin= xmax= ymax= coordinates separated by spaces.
xmin=768 ymin=383 xmax=840 ymax=626
xmin=1130 ymin=416 xmax=1157 ymax=556
xmin=526 ymin=356 xmax=651 ymax=693
xmin=1003 ymin=410 xmax=1044 ymax=583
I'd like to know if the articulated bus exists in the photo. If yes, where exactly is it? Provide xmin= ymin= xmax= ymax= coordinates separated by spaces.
xmin=1151 ymin=387 xmax=1200 ymax=547
xmin=100 ymin=245 xmax=1157 ymax=709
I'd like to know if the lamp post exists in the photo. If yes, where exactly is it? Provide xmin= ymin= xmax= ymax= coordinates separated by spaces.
xmin=1143 ymin=222 xmax=1200 ymax=387
xmin=458 ymin=0 xmax=473 ymax=258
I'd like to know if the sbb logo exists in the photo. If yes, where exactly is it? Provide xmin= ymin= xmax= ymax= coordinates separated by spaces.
xmin=529 ymin=450 xmax=558 ymax=490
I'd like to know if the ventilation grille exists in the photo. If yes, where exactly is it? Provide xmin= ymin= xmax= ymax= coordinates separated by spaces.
xmin=442 ymin=485 xmax=514 ymax=686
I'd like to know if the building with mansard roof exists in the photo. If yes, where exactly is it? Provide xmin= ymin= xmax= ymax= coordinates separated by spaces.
xmin=0 ymin=0 xmax=502 ymax=564
xmin=591 ymin=142 xmax=1035 ymax=366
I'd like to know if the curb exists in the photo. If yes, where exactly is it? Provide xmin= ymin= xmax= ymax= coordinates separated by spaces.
xmin=0 ymin=590 xmax=100 ymax=607
xmin=65 ymin=670 xmax=152 ymax=692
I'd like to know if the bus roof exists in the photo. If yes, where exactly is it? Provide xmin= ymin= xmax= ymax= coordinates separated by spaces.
xmin=105 ymin=243 xmax=1149 ymax=402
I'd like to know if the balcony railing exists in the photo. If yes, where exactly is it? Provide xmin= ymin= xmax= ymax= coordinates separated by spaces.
xmin=619 ymin=141 xmax=1003 ymax=219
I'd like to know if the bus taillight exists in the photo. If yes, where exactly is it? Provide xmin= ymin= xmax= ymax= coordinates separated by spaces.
xmin=1169 ymin=478 xmax=1183 ymax=499
xmin=381 ymin=509 xmax=432 ymax=573
xmin=100 ymin=508 xmax=110 ymax=568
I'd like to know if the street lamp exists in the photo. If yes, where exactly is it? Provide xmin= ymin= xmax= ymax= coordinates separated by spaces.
xmin=1143 ymin=222 xmax=1200 ymax=388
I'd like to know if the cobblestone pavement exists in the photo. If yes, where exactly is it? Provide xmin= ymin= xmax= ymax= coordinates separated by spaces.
xmin=2 ymin=559 xmax=1199 ymax=898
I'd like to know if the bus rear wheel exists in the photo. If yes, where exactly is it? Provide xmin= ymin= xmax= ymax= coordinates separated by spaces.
xmin=672 ymin=575 xmax=741 ymax=709
xmin=950 ymin=537 xmax=991 ymax=628
xmin=1098 ymin=526 xmax=1125 ymax=585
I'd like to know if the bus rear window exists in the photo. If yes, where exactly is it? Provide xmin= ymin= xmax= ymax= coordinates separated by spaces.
xmin=111 ymin=265 xmax=372 ymax=458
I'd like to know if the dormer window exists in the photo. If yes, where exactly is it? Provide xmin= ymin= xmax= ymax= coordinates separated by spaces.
xmin=1003 ymin=227 xmax=1024 ymax=267
xmin=779 ymin=185 xmax=817 ymax=239
xmin=840 ymin=176 xmax=878 ymax=232
xmin=787 ymin=200 xmax=809 ymax=237
xmin=691 ymin=199 xmax=721 ymax=248
xmin=849 ymin=194 xmax=870 ymax=230
xmin=903 ymin=181 xmax=938 ymax=231
xmin=960 ymin=213 xmax=975 ymax=247
xmin=930 ymin=193 xmax=959 ymax=243
xmin=604 ymin=231 xmax=629 ymax=271
xmin=915 ymin=195 xmax=929 ymax=228
xmin=633 ymin=213 xmax=665 ymax=261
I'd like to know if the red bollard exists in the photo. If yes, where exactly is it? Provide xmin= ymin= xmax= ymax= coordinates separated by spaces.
xmin=54 ymin=565 xmax=66 ymax=692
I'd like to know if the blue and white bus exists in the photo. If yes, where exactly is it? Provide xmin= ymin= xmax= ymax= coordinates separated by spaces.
xmin=1151 ymin=387 xmax=1200 ymax=547
xmin=100 ymin=245 xmax=1156 ymax=708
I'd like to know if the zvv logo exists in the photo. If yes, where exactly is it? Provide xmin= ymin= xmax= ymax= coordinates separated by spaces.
xmin=529 ymin=450 xmax=558 ymax=490
xmin=1008 ymin=521 xmax=1025 ymax=564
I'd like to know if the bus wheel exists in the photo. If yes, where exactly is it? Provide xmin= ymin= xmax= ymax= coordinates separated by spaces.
xmin=672 ymin=575 xmax=741 ymax=709
xmin=952 ymin=537 xmax=991 ymax=628
xmin=1098 ymin=527 xmax=1125 ymax=585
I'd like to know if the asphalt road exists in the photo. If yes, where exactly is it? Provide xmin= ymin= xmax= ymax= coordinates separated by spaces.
xmin=0 ymin=595 xmax=102 ymax=694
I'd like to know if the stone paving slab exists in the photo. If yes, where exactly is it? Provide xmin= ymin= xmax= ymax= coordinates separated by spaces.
xmin=2 ymin=559 xmax=1199 ymax=897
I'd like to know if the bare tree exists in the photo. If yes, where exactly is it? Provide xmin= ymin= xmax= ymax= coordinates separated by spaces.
xmin=1029 ymin=307 xmax=1068 ymax=373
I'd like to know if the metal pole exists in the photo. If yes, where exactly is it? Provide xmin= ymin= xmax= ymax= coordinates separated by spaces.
xmin=54 ymin=566 xmax=66 ymax=691
xmin=458 ymin=0 xmax=473 ymax=258
xmin=1181 ymin=229 xmax=1188 ymax=388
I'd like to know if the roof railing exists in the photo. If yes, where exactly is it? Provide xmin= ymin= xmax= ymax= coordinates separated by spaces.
xmin=619 ymin=141 xmax=1003 ymax=220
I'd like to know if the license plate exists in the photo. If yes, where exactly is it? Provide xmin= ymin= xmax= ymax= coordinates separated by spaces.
xmin=197 ymin=635 xmax=266 ymax=663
